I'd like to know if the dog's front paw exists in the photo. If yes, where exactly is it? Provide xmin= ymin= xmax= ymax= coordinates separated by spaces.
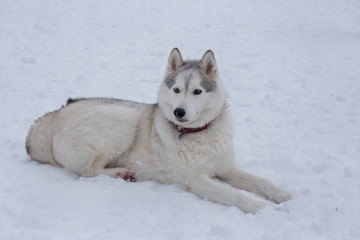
xmin=267 ymin=187 xmax=291 ymax=204
xmin=243 ymin=201 xmax=269 ymax=214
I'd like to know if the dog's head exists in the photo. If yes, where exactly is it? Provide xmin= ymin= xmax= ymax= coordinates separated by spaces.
xmin=158 ymin=48 xmax=226 ymax=128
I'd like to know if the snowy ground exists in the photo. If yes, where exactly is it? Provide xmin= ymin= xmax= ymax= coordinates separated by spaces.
xmin=1 ymin=0 xmax=360 ymax=239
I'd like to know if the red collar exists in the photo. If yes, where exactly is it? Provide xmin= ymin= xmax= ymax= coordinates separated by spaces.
xmin=177 ymin=124 xmax=208 ymax=138
xmin=179 ymin=125 xmax=208 ymax=134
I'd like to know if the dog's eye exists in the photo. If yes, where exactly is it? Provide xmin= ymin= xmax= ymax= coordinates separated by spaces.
xmin=193 ymin=89 xmax=202 ymax=95
xmin=173 ymin=88 xmax=180 ymax=93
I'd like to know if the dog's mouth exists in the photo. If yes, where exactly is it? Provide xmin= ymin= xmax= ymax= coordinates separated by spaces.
xmin=174 ymin=112 xmax=200 ymax=125
xmin=175 ymin=118 xmax=189 ymax=123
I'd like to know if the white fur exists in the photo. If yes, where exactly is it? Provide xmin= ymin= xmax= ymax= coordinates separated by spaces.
xmin=26 ymin=49 xmax=291 ymax=214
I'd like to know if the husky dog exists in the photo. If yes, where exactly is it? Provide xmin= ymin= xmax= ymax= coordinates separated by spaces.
xmin=26 ymin=48 xmax=291 ymax=213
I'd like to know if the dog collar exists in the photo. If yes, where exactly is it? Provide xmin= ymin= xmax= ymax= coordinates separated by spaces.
xmin=176 ymin=124 xmax=209 ymax=141
xmin=178 ymin=125 xmax=208 ymax=135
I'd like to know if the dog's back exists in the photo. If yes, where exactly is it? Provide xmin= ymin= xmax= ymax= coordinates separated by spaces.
xmin=26 ymin=98 xmax=155 ymax=168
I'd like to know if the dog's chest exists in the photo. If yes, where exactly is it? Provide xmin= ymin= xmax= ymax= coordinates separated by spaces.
xmin=164 ymin=132 xmax=231 ymax=172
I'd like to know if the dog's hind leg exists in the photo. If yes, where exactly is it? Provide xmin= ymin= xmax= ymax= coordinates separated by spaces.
xmin=80 ymin=155 xmax=136 ymax=181
xmin=218 ymin=168 xmax=291 ymax=204
xmin=189 ymin=175 xmax=269 ymax=214
xmin=82 ymin=168 xmax=136 ymax=181
xmin=81 ymin=166 xmax=136 ymax=181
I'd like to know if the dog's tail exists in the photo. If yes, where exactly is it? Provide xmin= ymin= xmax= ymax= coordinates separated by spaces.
xmin=26 ymin=110 xmax=60 ymax=166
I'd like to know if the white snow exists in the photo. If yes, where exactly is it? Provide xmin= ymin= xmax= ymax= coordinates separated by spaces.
xmin=1 ymin=0 xmax=360 ymax=239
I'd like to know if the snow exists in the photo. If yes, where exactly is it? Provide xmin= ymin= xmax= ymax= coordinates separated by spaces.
xmin=1 ymin=0 xmax=360 ymax=239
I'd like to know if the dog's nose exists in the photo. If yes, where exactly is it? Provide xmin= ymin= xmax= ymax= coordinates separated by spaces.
xmin=174 ymin=108 xmax=186 ymax=119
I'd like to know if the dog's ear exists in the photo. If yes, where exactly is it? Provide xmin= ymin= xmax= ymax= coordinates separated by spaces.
xmin=199 ymin=50 xmax=218 ymax=79
xmin=166 ymin=48 xmax=183 ymax=74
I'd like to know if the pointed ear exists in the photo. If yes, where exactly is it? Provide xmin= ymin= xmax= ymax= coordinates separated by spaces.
xmin=199 ymin=50 xmax=218 ymax=78
xmin=166 ymin=48 xmax=183 ymax=75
